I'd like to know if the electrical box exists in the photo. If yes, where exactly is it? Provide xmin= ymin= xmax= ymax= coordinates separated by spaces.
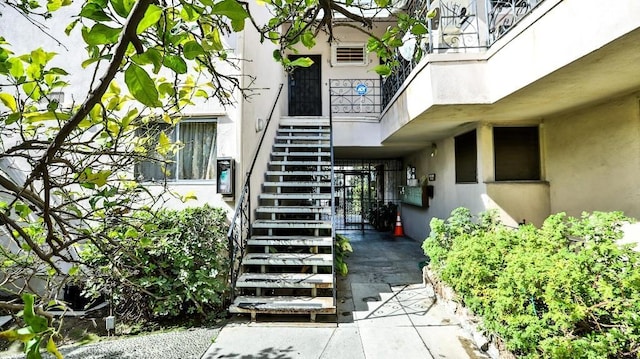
xmin=216 ymin=158 xmax=234 ymax=197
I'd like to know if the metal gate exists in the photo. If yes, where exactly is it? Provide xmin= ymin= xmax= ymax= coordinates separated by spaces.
xmin=334 ymin=159 xmax=403 ymax=231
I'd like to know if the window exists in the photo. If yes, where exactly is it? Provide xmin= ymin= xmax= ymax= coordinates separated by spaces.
xmin=455 ymin=130 xmax=477 ymax=183
xmin=331 ymin=43 xmax=368 ymax=66
xmin=135 ymin=119 xmax=217 ymax=181
xmin=493 ymin=126 xmax=540 ymax=181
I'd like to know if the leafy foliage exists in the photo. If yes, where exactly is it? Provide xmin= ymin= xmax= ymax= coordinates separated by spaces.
xmin=0 ymin=294 xmax=63 ymax=359
xmin=335 ymin=233 xmax=353 ymax=276
xmin=80 ymin=205 xmax=230 ymax=322
xmin=423 ymin=208 xmax=640 ymax=358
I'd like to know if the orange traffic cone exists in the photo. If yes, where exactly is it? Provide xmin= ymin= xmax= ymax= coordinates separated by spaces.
xmin=393 ymin=211 xmax=404 ymax=237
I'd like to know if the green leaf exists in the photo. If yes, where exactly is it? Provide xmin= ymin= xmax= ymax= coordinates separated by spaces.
xmin=181 ymin=4 xmax=201 ymax=21
xmin=80 ymin=3 xmax=112 ymax=21
xmin=26 ymin=337 xmax=42 ymax=359
xmin=183 ymin=41 xmax=205 ymax=60
xmin=124 ymin=64 xmax=161 ymax=107
xmin=110 ymin=0 xmax=135 ymax=18
xmin=65 ymin=19 xmax=79 ymax=35
xmin=24 ymin=111 xmax=70 ymax=122
xmin=81 ymin=54 xmax=113 ymax=69
xmin=427 ymin=8 xmax=438 ymax=19
xmin=47 ymin=0 xmax=62 ymax=12
xmin=272 ymin=50 xmax=282 ymax=61
xmin=205 ymin=28 xmax=224 ymax=51
xmin=136 ymin=5 xmax=162 ymax=34
xmin=139 ymin=236 xmax=152 ymax=246
xmin=47 ymin=67 xmax=69 ymax=75
xmin=132 ymin=48 xmax=162 ymax=73
xmin=15 ymin=203 xmax=32 ymax=219
xmin=125 ymin=227 xmax=139 ymax=239
xmin=288 ymin=57 xmax=314 ymax=67
xmin=46 ymin=336 xmax=63 ymax=359
xmin=68 ymin=265 xmax=79 ymax=276
xmin=301 ymin=31 xmax=315 ymax=49
xmin=82 ymin=24 xmax=122 ymax=46
xmin=230 ymin=18 xmax=245 ymax=32
xmin=0 ymin=93 xmax=17 ymax=112
xmin=211 ymin=0 xmax=249 ymax=22
xmin=22 ymin=294 xmax=48 ymax=333
xmin=163 ymin=55 xmax=187 ymax=74
xmin=411 ymin=23 xmax=428 ymax=36
xmin=8 ymin=58 xmax=24 ymax=78
xmin=374 ymin=0 xmax=389 ymax=7
xmin=372 ymin=64 xmax=392 ymax=76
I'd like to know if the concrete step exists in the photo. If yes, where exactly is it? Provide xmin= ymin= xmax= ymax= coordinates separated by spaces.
xmin=265 ymin=170 xmax=331 ymax=177
xmin=262 ymin=181 xmax=330 ymax=187
xmin=271 ymin=152 xmax=331 ymax=157
xmin=269 ymin=161 xmax=331 ymax=166
xmin=242 ymin=253 xmax=332 ymax=266
xmin=229 ymin=296 xmax=336 ymax=319
xmin=236 ymin=273 xmax=334 ymax=289
xmin=278 ymin=128 xmax=330 ymax=133
xmin=280 ymin=117 xmax=330 ymax=126
xmin=252 ymin=220 xmax=332 ymax=229
xmin=248 ymin=236 xmax=333 ymax=247
xmin=259 ymin=193 xmax=331 ymax=200
xmin=273 ymin=143 xmax=330 ymax=149
xmin=256 ymin=206 xmax=331 ymax=214
xmin=275 ymin=136 xmax=329 ymax=142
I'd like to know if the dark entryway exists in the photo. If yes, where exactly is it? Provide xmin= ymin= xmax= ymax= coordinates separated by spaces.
xmin=334 ymin=159 xmax=403 ymax=231
xmin=288 ymin=55 xmax=322 ymax=116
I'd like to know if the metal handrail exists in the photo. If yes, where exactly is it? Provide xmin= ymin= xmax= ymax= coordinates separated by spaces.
xmin=226 ymin=83 xmax=284 ymax=304
xmin=329 ymin=81 xmax=337 ymax=312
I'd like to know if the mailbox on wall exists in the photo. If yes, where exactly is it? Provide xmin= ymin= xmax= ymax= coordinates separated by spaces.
xmin=216 ymin=158 xmax=234 ymax=197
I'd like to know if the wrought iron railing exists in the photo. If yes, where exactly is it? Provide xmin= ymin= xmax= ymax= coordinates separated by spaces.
xmin=329 ymin=79 xmax=382 ymax=115
xmin=226 ymin=83 xmax=284 ymax=305
xmin=382 ymin=0 xmax=545 ymax=109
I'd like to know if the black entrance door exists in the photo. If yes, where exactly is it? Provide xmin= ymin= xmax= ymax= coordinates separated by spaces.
xmin=288 ymin=55 xmax=321 ymax=116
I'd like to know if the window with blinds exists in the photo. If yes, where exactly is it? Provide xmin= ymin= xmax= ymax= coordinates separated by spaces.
xmin=332 ymin=44 xmax=368 ymax=66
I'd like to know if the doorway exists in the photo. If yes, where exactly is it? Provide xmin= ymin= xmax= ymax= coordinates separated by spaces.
xmin=288 ymin=55 xmax=322 ymax=116
xmin=334 ymin=159 xmax=403 ymax=231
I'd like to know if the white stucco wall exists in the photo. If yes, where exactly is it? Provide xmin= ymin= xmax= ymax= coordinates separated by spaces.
xmin=545 ymin=94 xmax=640 ymax=220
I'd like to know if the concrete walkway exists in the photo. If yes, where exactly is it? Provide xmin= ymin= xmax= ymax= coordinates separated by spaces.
xmin=202 ymin=231 xmax=489 ymax=359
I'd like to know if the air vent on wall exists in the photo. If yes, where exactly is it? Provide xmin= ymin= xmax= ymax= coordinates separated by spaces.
xmin=332 ymin=44 xmax=367 ymax=66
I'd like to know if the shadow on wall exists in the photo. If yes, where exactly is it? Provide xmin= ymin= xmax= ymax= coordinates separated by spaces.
xmin=482 ymin=183 xmax=551 ymax=227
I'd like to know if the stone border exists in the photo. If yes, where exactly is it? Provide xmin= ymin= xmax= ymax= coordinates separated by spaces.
xmin=422 ymin=267 xmax=516 ymax=359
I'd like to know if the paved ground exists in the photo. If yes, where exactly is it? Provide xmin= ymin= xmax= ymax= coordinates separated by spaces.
xmin=0 ymin=328 xmax=220 ymax=359
xmin=0 ymin=231 xmax=488 ymax=359
xmin=203 ymin=230 xmax=490 ymax=359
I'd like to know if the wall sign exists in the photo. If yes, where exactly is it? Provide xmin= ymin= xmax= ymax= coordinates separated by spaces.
xmin=355 ymin=83 xmax=368 ymax=96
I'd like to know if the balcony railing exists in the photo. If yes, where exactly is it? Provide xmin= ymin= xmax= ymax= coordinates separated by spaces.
xmin=382 ymin=0 xmax=544 ymax=109
xmin=329 ymin=79 xmax=382 ymax=116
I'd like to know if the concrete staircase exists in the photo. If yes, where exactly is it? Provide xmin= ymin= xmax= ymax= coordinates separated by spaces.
xmin=229 ymin=117 xmax=335 ymax=321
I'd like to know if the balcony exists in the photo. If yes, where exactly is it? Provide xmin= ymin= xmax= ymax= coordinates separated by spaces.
xmin=382 ymin=0 xmax=544 ymax=109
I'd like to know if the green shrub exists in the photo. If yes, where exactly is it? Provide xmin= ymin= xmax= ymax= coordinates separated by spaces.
xmin=80 ymin=205 xmax=230 ymax=323
xmin=335 ymin=234 xmax=353 ymax=276
xmin=423 ymin=208 xmax=640 ymax=359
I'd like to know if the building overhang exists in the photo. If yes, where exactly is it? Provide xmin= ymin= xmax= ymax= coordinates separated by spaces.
xmin=379 ymin=0 xmax=640 ymax=145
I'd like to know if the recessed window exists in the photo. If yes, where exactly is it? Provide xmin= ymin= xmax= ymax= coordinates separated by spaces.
xmin=493 ymin=126 xmax=540 ymax=181
xmin=135 ymin=119 xmax=217 ymax=182
xmin=332 ymin=44 xmax=367 ymax=66
xmin=455 ymin=130 xmax=477 ymax=183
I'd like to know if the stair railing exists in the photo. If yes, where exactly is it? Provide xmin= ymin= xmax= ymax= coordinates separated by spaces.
xmin=226 ymin=83 xmax=284 ymax=305
xmin=329 ymin=83 xmax=337 ymax=310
